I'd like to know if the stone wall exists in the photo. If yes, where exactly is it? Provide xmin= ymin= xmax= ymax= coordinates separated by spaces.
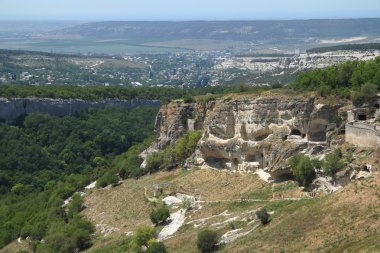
xmin=0 ymin=97 xmax=161 ymax=123
xmin=345 ymin=122 xmax=380 ymax=148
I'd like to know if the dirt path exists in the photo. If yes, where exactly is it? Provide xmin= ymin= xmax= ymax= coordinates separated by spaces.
xmin=196 ymin=197 xmax=308 ymax=204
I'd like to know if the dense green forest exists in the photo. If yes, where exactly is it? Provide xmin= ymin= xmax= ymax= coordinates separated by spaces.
xmin=0 ymin=84 xmax=271 ymax=101
xmin=307 ymin=43 xmax=380 ymax=53
xmin=290 ymin=56 xmax=380 ymax=104
xmin=0 ymin=105 xmax=158 ymax=251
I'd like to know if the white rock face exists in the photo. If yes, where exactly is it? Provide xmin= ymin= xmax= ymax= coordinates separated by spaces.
xmin=158 ymin=209 xmax=186 ymax=240
xmin=148 ymin=94 xmax=344 ymax=178
xmin=162 ymin=196 xmax=182 ymax=206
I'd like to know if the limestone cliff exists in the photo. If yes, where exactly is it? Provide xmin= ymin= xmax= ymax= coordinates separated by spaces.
xmin=0 ymin=97 xmax=161 ymax=122
xmin=150 ymin=93 xmax=345 ymax=178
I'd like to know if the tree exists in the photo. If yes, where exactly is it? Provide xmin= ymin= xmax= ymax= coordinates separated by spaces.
xmin=130 ymin=225 xmax=156 ymax=253
xmin=146 ymin=240 xmax=168 ymax=253
xmin=150 ymin=205 xmax=170 ymax=226
xmin=183 ymin=95 xmax=195 ymax=103
xmin=96 ymin=172 xmax=119 ymax=188
xmin=256 ymin=208 xmax=270 ymax=225
xmin=288 ymin=154 xmax=316 ymax=187
xmin=67 ymin=193 xmax=84 ymax=218
xmin=323 ymin=149 xmax=344 ymax=177
xmin=196 ymin=229 xmax=219 ymax=253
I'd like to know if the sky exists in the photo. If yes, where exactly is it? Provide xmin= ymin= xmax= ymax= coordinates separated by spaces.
xmin=0 ymin=0 xmax=379 ymax=21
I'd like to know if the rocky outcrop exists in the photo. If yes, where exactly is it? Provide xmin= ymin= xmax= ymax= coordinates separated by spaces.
xmin=150 ymin=94 xmax=345 ymax=178
xmin=0 ymin=97 xmax=161 ymax=122
xmin=153 ymin=100 xmax=207 ymax=149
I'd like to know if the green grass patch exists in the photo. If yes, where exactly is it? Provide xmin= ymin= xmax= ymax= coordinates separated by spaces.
xmin=273 ymin=181 xmax=298 ymax=192
xmin=89 ymin=238 xmax=131 ymax=253
xmin=264 ymin=200 xmax=295 ymax=212
xmin=249 ymin=185 xmax=273 ymax=200
xmin=228 ymin=201 xmax=262 ymax=212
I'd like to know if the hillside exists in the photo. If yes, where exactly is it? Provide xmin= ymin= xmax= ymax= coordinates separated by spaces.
xmin=46 ymin=19 xmax=380 ymax=44
xmin=8 ymin=167 xmax=375 ymax=253
xmin=2 ymin=19 xmax=380 ymax=55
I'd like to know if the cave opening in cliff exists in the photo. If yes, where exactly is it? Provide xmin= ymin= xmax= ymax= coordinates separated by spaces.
xmin=290 ymin=129 xmax=302 ymax=136
xmin=357 ymin=113 xmax=367 ymax=121
xmin=375 ymin=103 xmax=380 ymax=109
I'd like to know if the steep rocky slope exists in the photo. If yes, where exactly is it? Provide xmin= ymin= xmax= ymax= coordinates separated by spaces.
xmin=150 ymin=92 xmax=346 ymax=178
xmin=0 ymin=97 xmax=160 ymax=122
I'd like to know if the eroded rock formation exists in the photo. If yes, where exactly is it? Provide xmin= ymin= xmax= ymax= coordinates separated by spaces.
xmin=150 ymin=93 xmax=345 ymax=178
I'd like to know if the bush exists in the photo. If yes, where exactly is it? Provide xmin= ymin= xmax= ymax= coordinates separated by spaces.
xmin=150 ymin=205 xmax=170 ymax=226
xmin=323 ymin=149 xmax=344 ymax=176
xmin=183 ymin=95 xmax=195 ymax=103
xmin=256 ymin=208 xmax=270 ymax=225
xmin=145 ymin=130 xmax=202 ymax=172
xmin=146 ymin=240 xmax=168 ymax=253
xmin=96 ymin=172 xmax=119 ymax=188
xmin=114 ymin=138 xmax=153 ymax=179
xmin=181 ymin=197 xmax=192 ymax=210
xmin=130 ymin=225 xmax=156 ymax=252
xmin=288 ymin=154 xmax=316 ymax=187
xmin=196 ymin=229 xmax=219 ymax=253
xmin=40 ymin=218 xmax=94 ymax=253
xmin=67 ymin=193 xmax=84 ymax=218
xmin=145 ymin=151 xmax=168 ymax=172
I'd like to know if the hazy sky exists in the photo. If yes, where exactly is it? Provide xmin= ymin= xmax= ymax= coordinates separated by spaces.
xmin=0 ymin=0 xmax=379 ymax=20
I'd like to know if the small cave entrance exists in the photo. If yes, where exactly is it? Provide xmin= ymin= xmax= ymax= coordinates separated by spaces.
xmin=357 ymin=113 xmax=367 ymax=121
xmin=246 ymin=153 xmax=264 ymax=169
xmin=290 ymin=129 xmax=302 ymax=136
xmin=246 ymin=155 xmax=257 ymax=162
xmin=363 ymin=165 xmax=370 ymax=172
xmin=375 ymin=103 xmax=380 ymax=109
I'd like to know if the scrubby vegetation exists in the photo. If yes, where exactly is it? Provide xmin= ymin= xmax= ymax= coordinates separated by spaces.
xmin=150 ymin=204 xmax=170 ymax=226
xmin=0 ymin=105 xmax=157 ymax=249
xmin=130 ymin=225 xmax=168 ymax=253
xmin=145 ymin=130 xmax=202 ymax=171
xmin=256 ymin=208 xmax=270 ymax=225
xmin=307 ymin=43 xmax=380 ymax=53
xmin=196 ymin=229 xmax=219 ymax=253
xmin=288 ymin=154 xmax=318 ymax=187
xmin=290 ymin=56 xmax=380 ymax=104
xmin=0 ymin=83 xmax=270 ymax=102
xmin=322 ymin=149 xmax=344 ymax=177
xmin=130 ymin=225 xmax=156 ymax=252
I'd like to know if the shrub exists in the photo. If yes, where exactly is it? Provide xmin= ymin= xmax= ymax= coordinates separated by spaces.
xmin=323 ymin=149 xmax=344 ymax=176
xmin=256 ymin=208 xmax=270 ymax=225
xmin=145 ymin=151 xmax=168 ymax=172
xmin=40 ymin=218 xmax=94 ymax=253
xmin=67 ymin=193 xmax=84 ymax=218
xmin=150 ymin=204 xmax=170 ymax=226
xmin=181 ymin=197 xmax=192 ymax=210
xmin=145 ymin=130 xmax=202 ymax=172
xmin=130 ymin=225 xmax=156 ymax=253
xmin=288 ymin=154 xmax=316 ymax=187
xmin=183 ymin=95 xmax=195 ymax=103
xmin=113 ymin=137 xmax=154 ymax=179
xmin=196 ymin=229 xmax=219 ymax=253
xmin=146 ymin=240 xmax=168 ymax=253
xmin=96 ymin=172 xmax=119 ymax=188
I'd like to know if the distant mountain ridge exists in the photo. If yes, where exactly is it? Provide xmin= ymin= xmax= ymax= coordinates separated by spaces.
xmin=44 ymin=19 xmax=380 ymax=42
